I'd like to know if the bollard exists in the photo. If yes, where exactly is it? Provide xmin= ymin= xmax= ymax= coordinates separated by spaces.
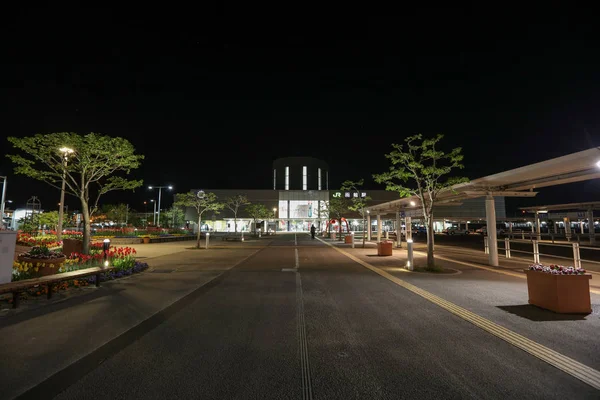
xmin=532 ymin=240 xmax=540 ymax=263
xmin=484 ymin=236 xmax=489 ymax=254
xmin=551 ymin=234 xmax=554 ymax=244
xmin=103 ymin=238 xmax=110 ymax=267
xmin=205 ymin=232 xmax=210 ymax=249
xmin=573 ymin=242 xmax=581 ymax=269
xmin=406 ymin=239 xmax=414 ymax=271
xmin=505 ymin=237 xmax=511 ymax=258
xmin=385 ymin=231 xmax=389 ymax=240
xmin=241 ymin=231 xmax=244 ymax=242
xmin=258 ymin=230 xmax=261 ymax=238
xmin=351 ymin=232 xmax=355 ymax=249
xmin=521 ymin=231 xmax=525 ymax=240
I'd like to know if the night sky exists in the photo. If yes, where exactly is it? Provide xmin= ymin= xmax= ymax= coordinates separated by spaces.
xmin=1 ymin=4 xmax=599 ymax=215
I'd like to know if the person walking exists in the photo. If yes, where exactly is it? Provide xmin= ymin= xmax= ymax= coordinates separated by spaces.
xmin=310 ymin=224 xmax=316 ymax=239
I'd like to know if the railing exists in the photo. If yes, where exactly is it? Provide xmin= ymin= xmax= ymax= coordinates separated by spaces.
xmin=505 ymin=230 xmax=596 ymax=244
xmin=483 ymin=236 xmax=599 ymax=268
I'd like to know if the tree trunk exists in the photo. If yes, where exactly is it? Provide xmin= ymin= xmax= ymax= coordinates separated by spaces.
xmin=196 ymin=214 xmax=202 ymax=248
xmin=426 ymin=215 xmax=435 ymax=269
xmin=81 ymin=198 xmax=91 ymax=255
xmin=234 ymin=216 xmax=237 ymax=233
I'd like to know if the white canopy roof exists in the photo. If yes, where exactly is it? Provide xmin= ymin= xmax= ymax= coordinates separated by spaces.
xmin=366 ymin=147 xmax=600 ymax=214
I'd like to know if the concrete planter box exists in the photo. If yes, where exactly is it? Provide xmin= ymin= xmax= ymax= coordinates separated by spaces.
xmin=62 ymin=238 xmax=83 ymax=257
xmin=17 ymin=256 xmax=66 ymax=278
xmin=377 ymin=241 xmax=393 ymax=256
xmin=14 ymin=244 xmax=32 ymax=261
xmin=525 ymin=270 xmax=592 ymax=314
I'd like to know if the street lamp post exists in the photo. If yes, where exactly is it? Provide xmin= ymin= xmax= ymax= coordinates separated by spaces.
xmin=0 ymin=176 xmax=7 ymax=229
xmin=148 ymin=185 xmax=172 ymax=228
xmin=150 ymin=200 xmax=156 ymax=225
xmin=57 ymin=147 xmax=74 ymax=241
xmin=143 ymin=201 xmax=148 ymax=227
xmin=273 ymin=208 xmax=277 ymax=234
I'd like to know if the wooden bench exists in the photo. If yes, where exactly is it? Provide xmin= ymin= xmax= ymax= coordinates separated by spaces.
xmin=0 ymin=266 xmax=116 ymax=309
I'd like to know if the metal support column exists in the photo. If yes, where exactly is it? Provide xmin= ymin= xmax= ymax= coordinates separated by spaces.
xmin=573 ymin=242 xmax=581 ymax=269
xmin=532 ymin=240 xmax=540 ymax=264
xmin=485 ymin=194 xmax=499 ymax=266
xmin=396 ymin=211 xmax=402 ymax=248
xmin=564 ymin=217 xmax=572 ymax=241
xmin=376 ymin=213 xmax=382 ymax=243
xmin=588 ymin=208 xmax=595 ymax=244
xmin=367 ymin=213 xmax=371 ymax=241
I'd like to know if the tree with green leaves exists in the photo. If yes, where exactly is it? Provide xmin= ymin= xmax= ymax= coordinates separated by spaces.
xmin=6 ymin=132 xmax=144 ymax=254
xmin=319 ymin=197 xmax=349 ymax=237
xmin=245 ymin=203 xmax=272 ymax=234
xmin=225 ymin=194 xmax=249 ymax=233
xmin=340 ymin=179 xmax=371 ymax=248
xmin=173 ymin=191 xmax=224 ymax=248
xmin=104 ymin=203 xmax=130 ymax=226
xmin=38 ymin=211 xmax=59 ymax=232
xmin=164 ymin=206 xmax=185 ymax=229
xmin=373 ymin=134 xmax=468 ymax=270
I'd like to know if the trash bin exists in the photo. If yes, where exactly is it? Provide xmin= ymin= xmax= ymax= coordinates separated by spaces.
xmin=344 ymin=235 xmax=353 ymax=244
xmin=377 ymin=241 xmax=393 ymax=256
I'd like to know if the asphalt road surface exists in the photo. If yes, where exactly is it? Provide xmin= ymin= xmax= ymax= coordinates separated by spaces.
xmin=16 ymin=234 xmax=599 ymax=399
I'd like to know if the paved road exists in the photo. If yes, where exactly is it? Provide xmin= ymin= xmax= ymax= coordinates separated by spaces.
xmin=3 ymin=234 xmax=600 ymax=399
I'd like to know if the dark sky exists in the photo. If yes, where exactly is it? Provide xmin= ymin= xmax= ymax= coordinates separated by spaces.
xmin=1 ymin=4 xmax=599 ymax=214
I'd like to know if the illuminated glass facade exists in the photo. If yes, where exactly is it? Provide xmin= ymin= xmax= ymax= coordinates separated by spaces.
xmin=318 ymin=168 xmax=322 ymax=190
xmin=302 ymin=166 xmax=307 ymax=190
xmin=285 ymin=166 xmax=289 ymax=190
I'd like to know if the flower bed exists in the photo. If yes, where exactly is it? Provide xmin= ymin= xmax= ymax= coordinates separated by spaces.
xmin=15 ymin=246 xmax=66 ymax=278
xmin=4 ymin=245 xmax=149 ymax=307
xmin=528 ymin=264 xmax=586 ymax=275
xmin=525 ymin=263 xmax=592 ymax=314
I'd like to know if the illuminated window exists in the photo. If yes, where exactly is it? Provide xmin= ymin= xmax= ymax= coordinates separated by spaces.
xmin=285 ymin=166 xmax=289 ymax=190
xmin=303 ymin=166 xmax=307 ymax=190
xmin=318 ymin=168 xmax=322 ymax=190
xmin=273 ymin=169 xmax=276 ymax=190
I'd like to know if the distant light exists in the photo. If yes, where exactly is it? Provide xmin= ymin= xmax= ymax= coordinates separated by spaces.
xmin=410 ymin=201 xmax=416 ymax=206
xmin=148 ymin=186 xmax=153 ymax=189
xmin=596 ymin=160 xmax=600 ymax=169
xmin=104 ymin=260 xmax=109 ymax=267
xmin=168 ymin=186 xmax=173 ymax=190
xmin=407 ymin=239 xmax=413 ymax=243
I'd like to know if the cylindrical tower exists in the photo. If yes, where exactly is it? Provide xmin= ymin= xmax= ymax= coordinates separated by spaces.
xmin=272 ymin=157 xmax=329 ymax=191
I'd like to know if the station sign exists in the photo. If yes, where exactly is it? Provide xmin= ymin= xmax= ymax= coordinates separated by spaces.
xmin=332 ymin=192 xmax=367 ymax=199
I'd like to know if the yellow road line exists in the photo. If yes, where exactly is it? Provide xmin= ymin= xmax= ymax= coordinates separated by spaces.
xmin=317 ymin=237 xmax=600 ymax=391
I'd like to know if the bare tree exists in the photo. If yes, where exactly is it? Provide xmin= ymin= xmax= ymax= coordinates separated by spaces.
xmin=340 ymin=179 xmax=371 ymax=248
xmin=225 ymin=195 xmax=249 ymax=233
xmin=174 ymin=191 xmax=224 ymax=248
